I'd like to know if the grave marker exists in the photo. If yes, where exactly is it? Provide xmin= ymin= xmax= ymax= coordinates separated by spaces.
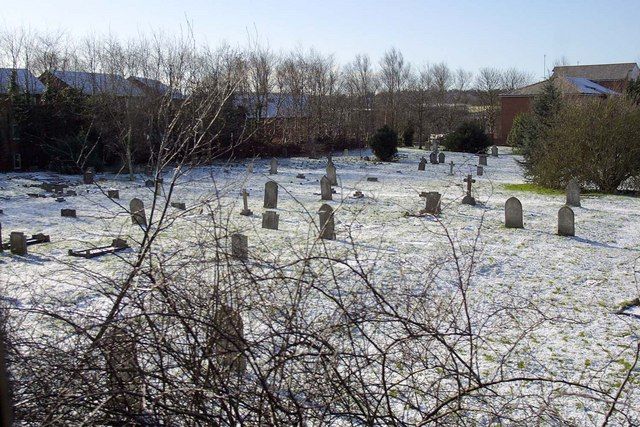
xmin=558 ymin=206 xmax=575 ymax=236
xmin=491 ymin=145 xmax=499 ymax=157
xmin=263 ymin=181 xmax=278 ymax=209
xmin=462 ymin=175 xmax=476 ymax=205
xmin=61 ymin=208 xmax=77 ymax=218
xmin=171 ymin=202 xmax=186 ymax=210
xmin=429 ymin=151 xmax=438 ymax=164
xmin=505 ymin=197 xmax=523 ymax=228
xmin=107 ymin=189 xmax=119 ymax=199
xmin=214 ymin=304 xmax=246 ymax=375
xmin=438 ymin=152 xmax=445 ymax=164
xmin=320 ymin=176 xmax=332 ymax=201
xmin=240 ymin=189 xmax=253 ymax=216
xmin=566 ymin=179 xmax=581 ymax=207
xmin=270 ymin=158 xmax=278 ymax=175
xmin=231 ymin=233 xmax=248 ymax=260
xmin=83 ymin=169 xmax=95 ymax=185
xmin=318 ymin=204 xmax=336 ymax=240
xmin=130 ymin=198 xmax=147 ymax=227
xmin=326 ymin=161 xmax=337 ymax=186
xmin=9 ymin=232 xmax=27 ymax=255
xmin=421 ymin=192 xmax=442 ymax=215
xmin=418 ymin=158 xmax=426 ymax=171
xmin=479 ymin=154 xmax=488 ymax=166
xmin=449 ymin=161 xmax=455 ymax=175
xmin=477 ymin=165 xmax=484 ymax=176
xmin=262 ymin=211 xmax=279 ymax=230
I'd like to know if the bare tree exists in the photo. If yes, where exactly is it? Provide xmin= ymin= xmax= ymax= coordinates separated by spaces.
xmin=379 ymin=47 xmax=410 ymax=129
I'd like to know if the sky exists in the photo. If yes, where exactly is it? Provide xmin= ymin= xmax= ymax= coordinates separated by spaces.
xmin=2 ymin=0 xmax=639 ymax=80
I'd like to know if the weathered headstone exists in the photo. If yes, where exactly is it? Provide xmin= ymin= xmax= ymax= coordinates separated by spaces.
xmin=214 ymin=304 xmax=246 ymax=375
xmin=558 ymin=206 xmax=575 ymax=236
xmin=269 ymin=158 xmax=278 ymax=175
xmin=449 ymin=161 xmax=455 ymax=175
xmin=367 ymin=177 xmax=378 ymax=182
xmin=107 ymin=189 xmax=119 ymax=199
xmin=421 ymin=192 xmax=442 ymax=215
xmin=505 ymin=197 xmax=523 ymax=228
xmin=318 ymin=204 xmax=336 ymax=240
xmin=171 ymin=202 xmax=186 ymax=210
xmin=240 ymin=189 xmax=253 ymax=216
xmin=478 ymin=154 xmax=488 ymax=166
xmin=343 ymin=149 xmax=349 ymax=156
xmin=103 ymin=327 xmax=143 ymax=413
xmin=145 ymin=179 xmax=155 ymax=188
xmin=566 ymin=179 xmax=581 ymax=207
xmin=263 ymin=181 xmax=278 ymax=209
xmin=231 ymin=233 xmax=248 ymax=260
xmin=326 ymin=161 xmax=337 ymax=186
xmin=261 ymin=211 xmax=279 ymax=230
xmin=83 ymin=169 xmax=95 ymax=185
xmin=462 ymin=175 xmax=476 ymax=206
xmin=320 ymin=176 xmax=332 ymax=201
xmin=438 ymin=152 xmax=445 ymax=164
xmin=66 ymin=190 xmax=77 ymax=196
xmin=9 ymin=232 xmax=27 ymax=255
xmin=296 ymin=173 xmax=306 ymax=179
xmin=429 ymin=151 xmax=438 ymax=164
xmin=491 ymin=145 xmax=499 ymax=157
xmin=418 ymin=157 xmax=426 ymax=171
xmin=130 ymin=198 xmax=147 ymax=227
xmin=477 ymin=165 xmax=484 ymax=176
xmin=247 ymin=162 xmax=254 ymax=173
xmin=61 ymin=208 xmax=77 ymax=218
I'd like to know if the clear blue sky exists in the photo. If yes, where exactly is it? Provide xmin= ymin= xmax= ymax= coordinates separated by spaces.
xmin=3 ymin=0 xmax=639 ymax=79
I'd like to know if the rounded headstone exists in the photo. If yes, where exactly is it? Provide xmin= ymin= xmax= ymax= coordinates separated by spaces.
xmin=558 ymin=206 xmax=575 ymax=236
xmin=505 ymin=197 xmax=523 ymax=229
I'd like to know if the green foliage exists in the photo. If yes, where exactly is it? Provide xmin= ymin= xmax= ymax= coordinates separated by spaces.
xmin=627 ymin=78 xmax=640 ymax=105
xmin=532 ymin=78 xmax=563 ymax=125
xmin=442 ymin=121 xmax=491 ymax=153
xmin=369 ymin=125 xmax=398 ymax=161
xmin=502 ymin=183 xmax=563 ymax=195
xmin=507 ymin=112 xmax=538 ymax=151
xmin=402 ymin=124 xmax=415 ymax=147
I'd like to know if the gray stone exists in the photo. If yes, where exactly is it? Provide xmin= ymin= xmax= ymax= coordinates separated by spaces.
xmin=107 ymin=189 xmax=119 ymax=199
xmin=320 ymin=176 xmax=332 ymax=201
xmin=83 ymin=169 xmax=95 ymax=185
xmin=261 ymin=211 xmax=279 ymax=230
xmin=270 ymin=158 xmax=278 ymax=175
xmin=558 ymin=206 xmax=575 ymax=236
xmin=343 ymin=149 xmax=349 ymax=156
xmin=449 ymin=161 xmax=455 ymax=175
xmin=429 ymin=151 xmax=438 ymax=164
xmin=438 ymin=152 xmax=445 ymax=164
xmin=462 ymin=175 xmax=476 ymax=206
xmin=240 ymin=189 xmax=253 ymax=216
xmin=66 ymin=190 xmax=77 ymax=196
xmin=421 ymin=192 xmax=442 ymax=215
xmin=145 ymin=179 xmax=155 ymax=188
xmin=491 ymin=145 xmax=499 ymax=157
xmin=231 ymin=233 xmax=248 ymax=260
xmin=367 ymin=177 xmax=378 ymax=182
xmin=318 ymin=204 xmax=336 ymax=240
xmin=505 ymin=197 xmax=523 ymax=228
xmin=10 ymin=232 xmax=27 ymax=255
xmin=130 ymin=198 xmax=147 ymax=227
xmin=479 ymin=154 xmax=488 ymax=166
xmin=61 ymin=208 xmax=76 ymax=218
xmin=56 ymin=197 xmax=65 ymax=202
xmin=171 ymin=202 xmax=186 ymax=210
xmin=566 ymin=179 xmax=581 ymax=207
xmin=477 ymin=165 xmax=484 ymax=176
xmin=214 ymin=304 xmax=246 ymax=376
xmin=247 ymin=162 xmax=254 ymax=173
xmin=263 ymin=181 xmax=278 ymax=209
xmin=418 ymin=158 xmax=426 ymax=171
xmin=326 ymin=161 xmax=337 ymax=186
xmin=296 ymin=173 xmax=306 ymax=179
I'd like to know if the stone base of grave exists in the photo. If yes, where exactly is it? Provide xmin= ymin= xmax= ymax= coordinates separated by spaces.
xmin=462 ymin=195 xmax=476 ymax=206
xmin=240 ymin=209 xmax=253 ymax=216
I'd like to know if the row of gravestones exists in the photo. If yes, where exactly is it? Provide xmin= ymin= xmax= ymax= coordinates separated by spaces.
xmin=505 ymin=197 xmax=576 ymax=236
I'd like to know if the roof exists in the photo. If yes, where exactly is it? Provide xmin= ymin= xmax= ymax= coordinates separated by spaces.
xmin=552 ymin=63 xmax=639 ymax=82
xmin=234 ymin=94 xmax=309 ymax=119
xmin=0 ymin=68 xmax=46 ymax=95
xmin=500 ymin=76 xmax=619 ymax=97
xmin=127 ymin=76 xmax=185 ymax=99
xmin=50 ymin=70 xmax=143 ymax=96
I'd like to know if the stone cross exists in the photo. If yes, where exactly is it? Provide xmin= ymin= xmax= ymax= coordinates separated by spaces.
xmin=107 ymin=189 xmax=119 ymax=199
xmin=269 ymin=158 xmax=278 ymax=175
xmin=449 ymin=161 xmax=455 ymax=175
xmin=491 ymin=145 xmax=499 ymax=157
xmin=438 ymin=152 xmax=445 ymax=164
xmin=421 ymin=192 xmax=442 ymax=215
xmin=240 ymin=189 xmax=253 ymax=216
xmin=262 ymin=211 xmax=279 ymax=230
xmin=478 ymin=154 xmax=488 ymax=166
xmin=83 ymin=169 xmax=95 ymax=185
xmin=566 ymin=179 xmax=581 ymax=207
xmin=318 ymin=204 xmax=336 ymax=240
xmin=505 ymin=197 xmax=523 ymax=228
xmin=231 ymin=233 xmax=248 ymax=260
xmin=326 ymin=161 xmax=337 ymax=186
xmin=263 ymin=181 xmax=278 ymax=209
xmin=130 ymin=198 xmax=147 ymax=227
xmin=558 ymin=206 xmax=575 ymax=236
xmin=462 ymin=175 xmax=476 ymax=205
xmin=10 ymin=232 xmax=27 ymax=255
xmin=320 ymin=176 xmax=332 ymax=201
xmin=477 ymin=165 xmax=484 ymax=176
xmin=418 ymin=158 xmax=426 ymax=171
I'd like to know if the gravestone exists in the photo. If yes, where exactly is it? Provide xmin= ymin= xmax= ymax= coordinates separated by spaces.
xmin=318 ymin=204 xmax=336 ymax=240
xmin=263 ymin=181 xmax=278 ymax=209
xmin=240 ymin=189 xmax=253 ymax=216
xmin=231 ymin=233 xmax=248 ymax=260
xmin=320 ymin=176 xmax=332 ymax=201
xmin=429 ymin=151 xmax=438 ymax=164
xmin=66 ymin=190 xmax=77 ymax=196
xmin=296 ymin=173 xmax=306 ymax=179
xmin=247 ymin=162 xmax=254 ymax=173
xmin=261 ymin=211 xmax=279 ymax=230
xmin=61 ymin=208 xmax=77 ymax=218
xmin=478 ymin=154 xmax=488 ymax=166
xmin=83 ymin=169 xmax=95 ymax=185
xmin=558 ymin=206 xmax=575 ymax=236
xmin=449 ymin=161 xmax=455 ymax=175
xmin=566 ymin=179 xmax=581 ymax=207
xmin=491 ymin=145 xmax=499 ymax=157
xmin=421 ymin=192 xmax=442 ymax=215
xmin=477 ymin=165 xmax=484 ymax=176
xmin=171 ymin=202 xmax=186 ymax=210
xmin=107 ymin=189 xmax=119 ymax=199
xmin=343 ymin=149 xmax=349 ymax=156
xmin=270 ymin=158 xmax=278 ymax=175
xmin=326 ymin=161 xmax=337 ymax=186
xmin=505 ymin=197 xmax=523 ymax=228
xmin=367 ymin=177 xmax=378 ymax=182
xmin=130 ymin=198 xmax=147 ymax=227
xmin=214 ymin=304 xmax=246 ymax=375
xmin=103 ymin=327 xmax=143 ymax=413
xmin=145 ymin=179 xmax=154 ymax=188
xmin=431 ymin=140 xmax=438 ymax=152
xmin=438 ymin=152 xmax=445 ymax=164
xmin=418 ymin=158 xmax=426 ymax=171
xmin=462 ymin=175 xmax=476 ymax=206
xmin=10 ymin=232 xmax=27 ymax=255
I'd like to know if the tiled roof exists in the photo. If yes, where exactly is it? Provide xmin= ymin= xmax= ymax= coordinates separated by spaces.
xmin=127 ymin=76 xmax=185 ymax=99
xmin=552 ymin=63 xmax=639 ymax=81
xmin=0 ymin=68 xmax=46 ymax=95
xmin=51 ymin=70 xmax=143 ymax=96
xmin=500 ymin=76 xmax=619 ymax=97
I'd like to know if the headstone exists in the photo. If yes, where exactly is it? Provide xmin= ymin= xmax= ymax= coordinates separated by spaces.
xmin=171 ymin=202 xmax=186 ymax=210
xmin=343 ymin=149 xmax=349 ymax=156
xmin=353 ymin=190 xmax=364 ymax=199
xmin=55 ymin=197 xmax=65 ymax=202
xmin=418 ymin=158 xmax=426 ymax=171
xmin=270 ymin=158 xmax=278 ymax=175
xmin=478 ymin=154 xmax=488 ymax=166
xmin=9 ymin=232 xmax=27 ymax=255
xmin=558 ymin=206 xmax=575 ymax=236
xmin=263 ymin=181 xmax=278 ymax=209
xmin=247 ymin=162 xmax=254 ymax=173
xmin=240 ymin=189 xmax=253 ymax=216
xmin=261 ymin=211 xmax=279 ymax=230
xmin=66 ymin=190 xmax=77 ymax=196
xmin=566 ymin=179 xmax=581 ymax=207
xmin=431 ymin=140 xmax=438 ymax=152
xmin=449 ymin=161 xmax=455 ymax=175
xmin=462 ymin=175 xmax=476 ymax=206
xmin=318 ymin=204 xmax=336 ymax=240
xmin=83 ymin=169 xmax=95 ymax=185
xmin=231 ymin=233 xmax=248 ymax=260
xmin=103 ymin=327 xmax=143 ymax=413
xmin=505 ymin=197 xmax=523 ymax=229
xmin=326 ymin=161 xmax=337 ymax=186
xmin=107 ymin=189 xmax=119 ymax=199
xmin=477 ymin=165 xmax=484 ymax=176
xmin=438 ymin=152 xmax=445 ymax=164
xmin=130 ymin=198 xmax=147 ymax=227
xmin=145 ymin=179 xmax=155 ymax=188
xmin=296 ymin=173 xmax=306 ymax=179
xmin=320 ymin=176 xmax=332 ymax=201
xmin=429 ymin=151 xmax=438 ymax=164
xmin=61 ymin=208 xmax=77 ymax=218
xmin=367 ymin=177 xmax=378 ymax=182
xmin=214 ymin=304 xmax=246 ymax=375
xmin=491 ymin=145 xmax=499 ymax=157
xmin=421 ymin=192 xmax=442 ymax=215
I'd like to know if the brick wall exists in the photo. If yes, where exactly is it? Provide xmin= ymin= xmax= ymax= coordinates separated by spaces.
xmin=498 ymin=96 xmax=533 ymax=145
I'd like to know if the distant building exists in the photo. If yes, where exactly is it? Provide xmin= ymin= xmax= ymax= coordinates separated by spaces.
xmin=127 ymin=76 xmax=185 ymax=100
xmin=40 ymin=70 xmax=143 ymax=97
xmin=498 ymin=63 xmax=638 ymax=144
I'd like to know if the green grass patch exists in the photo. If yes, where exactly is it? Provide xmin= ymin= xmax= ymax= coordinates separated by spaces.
xmin=503 ymin=183 xmax=563 ymax=195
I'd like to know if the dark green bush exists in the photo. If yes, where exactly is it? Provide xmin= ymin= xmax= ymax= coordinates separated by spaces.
xmin=443 ymin=121 xmax=491 ymax=153
xmin=402 ymin=125 xmax=415 ymax=147
xmin=369 ymin=125 xmax=398 ymax=161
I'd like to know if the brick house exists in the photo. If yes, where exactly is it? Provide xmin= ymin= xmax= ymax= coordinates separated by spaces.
xmin=498 ymin=63 xmax=638 ymax=145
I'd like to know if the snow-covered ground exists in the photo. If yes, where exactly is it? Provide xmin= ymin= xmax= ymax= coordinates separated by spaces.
xmin=1 ymin=146 xmax=639 ymax=421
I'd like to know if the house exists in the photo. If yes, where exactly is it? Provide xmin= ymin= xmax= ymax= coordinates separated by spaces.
xmin=0 ymin=68 xmax=46 ymax=171
xmin=127 ymin=76 xmax=185 ymax=100
xmin=498 ymin=63 xmax=637 ymax=144
xmin=40 ymin=70 xmax=143 ymax=97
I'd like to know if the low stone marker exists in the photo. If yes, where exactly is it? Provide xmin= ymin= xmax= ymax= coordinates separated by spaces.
xmin=367 ymin=177 xmax=378 ymax=182
xmin=240 ymin=189 xmax=253 ymax=216
xmin=10 ymin=232 xmax=27 ymax=255
xmin=66 ymin=190 xmax=77 ymax=196
xmin=318 ymin=204 xmax=336 ymax=240
xmin=462 ymin=175 xmax=476 ymax=206
xmin=83 ymin=169 xmax=95 ymax=185
xmin=421 ymin=192 xmax=442 ymax=215
xmin=231 ymin=233 xmax=248 ymax=260
xmin=558 ymin=206 xmax=575 ymax=236
xmin=438 ymin=152 xmax=445 ymax=164
xmin=320 ymin=176 xmax=332 ymax=201
xmin=68 ymin=238 xmax=130 ymax=258
xmin=108 ymin=189 xmax=119 ymax=199
xmin=262 ymin=211 xmax=279 ymax=230
xmin=145 ymin=179 xmax=155 ymax=188
xmin=326 ymin=161 xmax=337 ymax=186
xmin=263 ymin=181 xmax=278 ymax=209
xmin=418 ymin=158 xmax=426 ymax=171
xmin=479 ymin=154 xmax=488 ymax=166
xmin=343 ymin=149 xmax=349 ymax=156
xmin=247 ymin=162 xmax=254 ymax=173
xmin=61 ymin=208 xmax=77 ymax=218
xmin=477 ymin=165 xmax=484 ymax=176
xmin=491 ymin=145 xmax=499 ymax=157
xmin=296 ymin=173 xmax=306 ymax=179
xmin=449 ymin=161 xmax=455 ymax=175
xmin=171 ymin=202 xmax=186 ymax=210
xmin=429 ymin=151 xmax=438 ymax=164
xmin=505 ymin=197 xmax=523 ymax=228
xmin=270 ymin=158 xmax=278 ymax=175
xmin=130 ymin=198 xmax=147 ymax=227
xmin=566 ymin=179 xmax=581 ymax=207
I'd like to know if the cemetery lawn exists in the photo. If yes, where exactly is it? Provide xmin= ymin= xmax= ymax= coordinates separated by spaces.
xmin=1 ymin=146 xmax=639 ymax=421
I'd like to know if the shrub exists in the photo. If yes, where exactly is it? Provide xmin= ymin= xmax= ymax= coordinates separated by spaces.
xmin=443 ymin=121 xmax=491 ymax=153
xmin=369 ymin=125 xmax=398 ymax=161
xmin=402 ymin=125 xmax=415 ymax=147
